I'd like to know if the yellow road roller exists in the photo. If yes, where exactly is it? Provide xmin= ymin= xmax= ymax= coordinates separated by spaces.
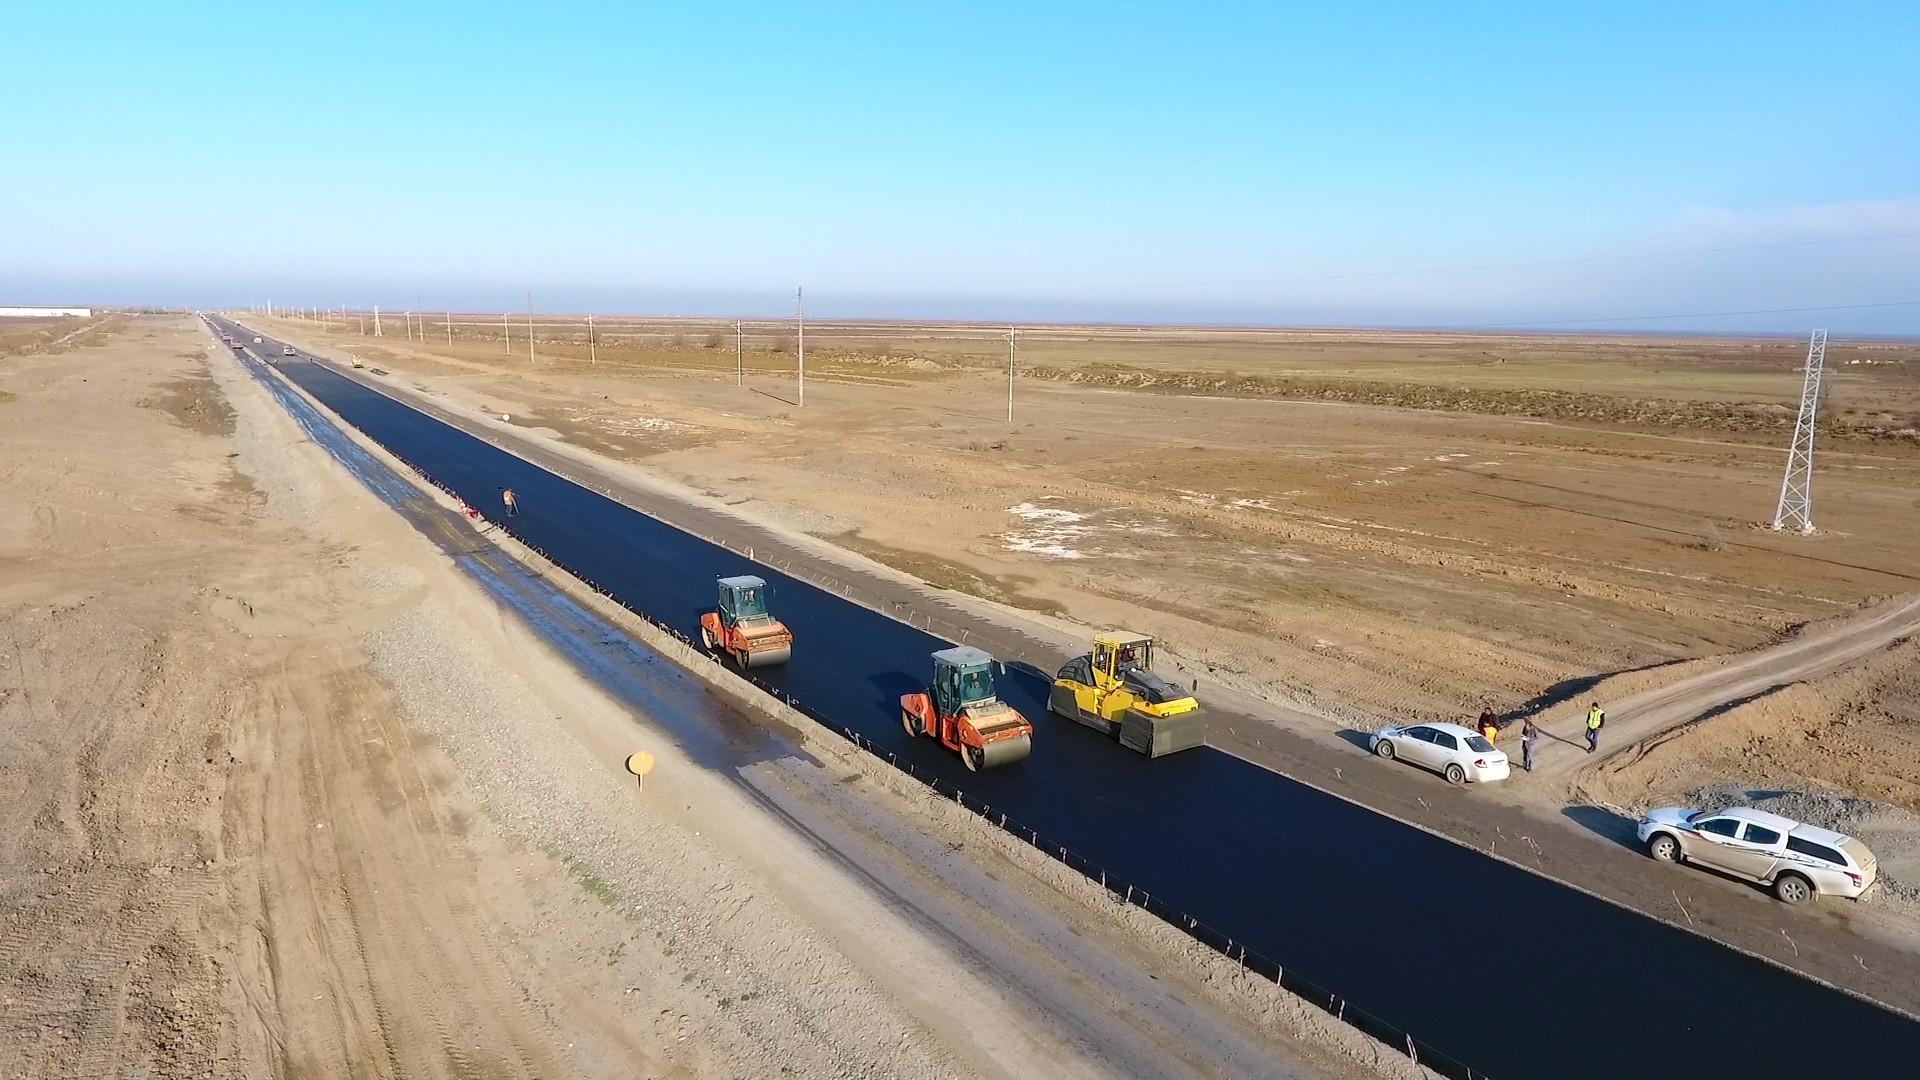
xmin=1049 ymin=631 xmax=1206 ymax=757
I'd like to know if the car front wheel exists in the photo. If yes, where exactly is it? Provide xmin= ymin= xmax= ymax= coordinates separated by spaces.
xmin=1374 ymin=739 xmax=1395 ymax=760
xmin=1647 ymin=833 xmax=1680 ymax=863
xmin=1774 ymin=873 xmax=1814 ymax=905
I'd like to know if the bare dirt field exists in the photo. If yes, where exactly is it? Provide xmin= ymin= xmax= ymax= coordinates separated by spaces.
xmin=0 ymin=314 xmax=113 ymax=363
xmin=1 ymin=317 xmax=1399 ymax=1078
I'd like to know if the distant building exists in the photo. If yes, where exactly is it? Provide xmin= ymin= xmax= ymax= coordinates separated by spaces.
xmin=0 ymin=306 xmax=93 ymax=318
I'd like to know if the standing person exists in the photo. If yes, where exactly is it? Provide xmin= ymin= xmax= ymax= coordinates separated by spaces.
xmin=1585 ymin=701 xmax=1606 ymax=754
xmin=1478 ymin=705 xmax=1499 ymax=743
xmin=501 ymin=487 xmax=519 ymax=517
xmin=1521 ymin=716 xmax=1540 ymax=772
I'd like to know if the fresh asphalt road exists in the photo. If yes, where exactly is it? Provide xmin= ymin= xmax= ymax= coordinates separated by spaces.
xmin=216 ymin=318 xmax=1920 ymax=1079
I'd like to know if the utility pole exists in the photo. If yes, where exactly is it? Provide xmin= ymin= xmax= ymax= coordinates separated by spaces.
xmin=373 ymin=305 xmax=382 ymax=336
xmin=735 ymin=320 xmax=742 ymax=386
xmin=503 ymin=312 xmax=511 ymax=353
xmin=526 ymin=292 xmax=535 ymax=365
xmin=446 ymin=311 xmax=452 ymax=347
xmin=358 ymin=311 xmax=365 ymax=335
xmin=587 ymin=314 xmax=596 ymax=366
xmin=796 ymin=286 xmax=805 ymax=407
xmin=1771 ymin=329 xmax=1828 ymax=533
xmin=1007 ymin=326 xmax=1017 ymax=424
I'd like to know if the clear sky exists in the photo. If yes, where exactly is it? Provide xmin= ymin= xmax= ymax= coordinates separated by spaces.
xmin=4 ymin=1 xmax=1918 ymax=331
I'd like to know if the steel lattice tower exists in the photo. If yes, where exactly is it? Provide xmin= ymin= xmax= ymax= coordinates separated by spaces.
xmin=1771 ymin=329 xmax=1828 ymax=533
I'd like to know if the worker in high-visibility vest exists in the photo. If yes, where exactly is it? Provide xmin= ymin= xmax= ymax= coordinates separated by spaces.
xmin=1585 ymin=702 xmax=1606 ymax=754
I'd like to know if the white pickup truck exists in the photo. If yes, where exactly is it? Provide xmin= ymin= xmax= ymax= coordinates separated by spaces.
xmin=1637 ymin=805 xmax=1876 ymax=904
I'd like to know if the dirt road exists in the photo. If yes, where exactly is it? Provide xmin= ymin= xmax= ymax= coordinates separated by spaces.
xmin=1532 ymin=594 xmax=1920 ymax=780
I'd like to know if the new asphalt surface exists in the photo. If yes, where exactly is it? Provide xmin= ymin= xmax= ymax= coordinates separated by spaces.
xmin=217 ymin=318 xmax=1920 ymax=1079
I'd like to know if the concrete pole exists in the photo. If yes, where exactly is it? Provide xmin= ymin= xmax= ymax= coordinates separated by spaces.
xmin=1008 ymin=326 xmax=1017 ymax=424
xmin=588 ymin=314 xmax=596 ymax=366
xmin=796 ymin=286 xmax=805 ymax=407
xmin=526 ymin=293 xmax=534 ymax=365
xmin=735 ymin=320 xmax=742 ymax=386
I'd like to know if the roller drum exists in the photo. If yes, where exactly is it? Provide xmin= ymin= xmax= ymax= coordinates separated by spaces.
xmin=740 ymin=643 xmax=791 ymax=668
xmin=976 ymin=733 xmax=1032 ymax=769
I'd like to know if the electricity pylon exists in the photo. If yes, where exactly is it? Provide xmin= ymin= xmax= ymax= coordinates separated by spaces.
xmin=1771 ymin=329 xmax=1828 ymax=533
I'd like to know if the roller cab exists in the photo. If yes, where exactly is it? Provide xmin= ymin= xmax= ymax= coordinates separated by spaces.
xmin=901 ymin=646 xmax=1033 ymax=771
xmin=699 ymin=575 xmax=793 ymax=668
xmin=1050 ymin=631 xmax=1206 ymax=757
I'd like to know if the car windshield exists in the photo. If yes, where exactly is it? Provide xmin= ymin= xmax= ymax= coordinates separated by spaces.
xmin=1465 ymin=735 xmax=1495 ymax=753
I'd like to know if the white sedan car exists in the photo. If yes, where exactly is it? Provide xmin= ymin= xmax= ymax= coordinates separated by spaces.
xmin=1636 ymin=805 xmax=1877 ymax=904
xmin=1369 ymin=721 xmax=1509 ymax=784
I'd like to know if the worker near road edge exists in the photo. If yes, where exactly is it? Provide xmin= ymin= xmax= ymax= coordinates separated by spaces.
xmin=501 ymin=487 xmax=519 ymax=517
xmin=1521 ymin=716 xmax=1540 ymax=772
xmin=1585 ymin=701 xmax=1606 ymax=754
xmin=1477 ymin=706 xmax=1499 ymax=743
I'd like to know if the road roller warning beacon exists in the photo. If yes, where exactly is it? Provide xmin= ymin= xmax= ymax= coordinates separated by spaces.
xmin=699 ymin=575 xmax=793 ymax=668
xmin=901 ymin=647 xmax=1034 ymax=771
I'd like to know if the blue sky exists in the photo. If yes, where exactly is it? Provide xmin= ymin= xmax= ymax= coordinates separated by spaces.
xmin=3 ymin=1 xmax=1917 ymax=330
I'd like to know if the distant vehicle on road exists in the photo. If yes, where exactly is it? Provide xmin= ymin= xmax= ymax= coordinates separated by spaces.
xmin=1369 ymin=721 xmax=1509 ymax=784
xmin=282 ymin=345 xmax=296 ymax=356
xmin=253 ymin=336 xmax=262 ymax=344
xmin=1636 ymin=805 xmax=1876 ymax=904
